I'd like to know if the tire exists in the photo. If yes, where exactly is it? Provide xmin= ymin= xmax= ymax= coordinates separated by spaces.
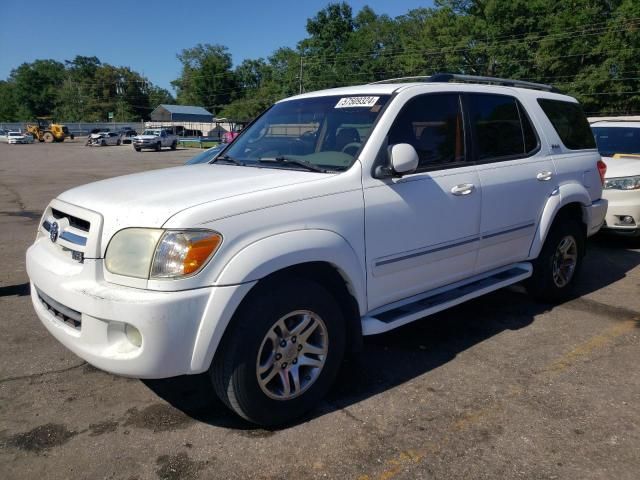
xmin=117 ymin=139 xmax=121 ymax=146
xmin=43 ymin=132 xmax=54 ymax=143
xmin=155 ymin=142 xmax=161 ymax=151
xmin=526 ymin=219 xmax=585 ymax=302
xmin=101 ymin=140 xmax=106 ymax=146
xmin=170 ymin=141 xmax=177 ymax=150
xmin=211 ymin=276 xmax=346 ymax=426
xmin=134 ymin=147 xmax=141 ymax=152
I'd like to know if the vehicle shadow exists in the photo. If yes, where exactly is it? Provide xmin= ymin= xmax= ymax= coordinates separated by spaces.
xmin=142 ymin=238 xmax=640 ymax=430
xmin=0 ymin=282 xmax=30 ymax=298
xmin=134 ymin=148 xmax=189 ymax=153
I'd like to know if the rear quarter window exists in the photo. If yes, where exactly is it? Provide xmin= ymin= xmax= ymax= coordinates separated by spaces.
xmin=467 ymin=93 xmax=540 ymax=162
xmin=538 ymin=99 xmax=596 ymax=150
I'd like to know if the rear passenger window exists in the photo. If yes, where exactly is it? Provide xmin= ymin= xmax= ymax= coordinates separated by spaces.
xmin=388 ymin=93 xmax=465 ymax=170
xmin=538 ymin=99 xmax=596 ymax=150
xmin=468 ymin=93 xmax=539 ymax=161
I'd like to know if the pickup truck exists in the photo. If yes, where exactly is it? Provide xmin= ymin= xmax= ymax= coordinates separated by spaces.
xmin=132 ymin=128 xmax=177 ymax=152
xmin=26 ymin=73 xmax=607 ymax=426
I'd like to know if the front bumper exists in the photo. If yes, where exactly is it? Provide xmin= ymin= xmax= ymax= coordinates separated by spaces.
xmin=601 ymin=189 xmax=640 ymax=235
xmin=26 ymin=241 xmax=251 ymax=378
xmin=133 ymin=140 xmax=158 ymax=148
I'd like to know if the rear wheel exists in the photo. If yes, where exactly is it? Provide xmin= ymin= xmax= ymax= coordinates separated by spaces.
xmin=527 ymin=219 xmax=585 ymax=302
xmin=155 ymin=142 xmax=161 ymax=151
xmin=43 ymin=132 xmax=54 ymax=143
xmin=117 ymin=139 xmax=121 ymax=146
xmin=170 ymin=141 xmax=177 ymax=150
xmin=211 ymin=276 xmax=345 ymax=426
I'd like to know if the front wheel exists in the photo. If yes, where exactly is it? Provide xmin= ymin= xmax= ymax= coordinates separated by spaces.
xmin=527 ymin=219 xmax=585 ymax=302
xmin=211 ymin=276 xmax=345 ymax=426
xmin=134 ymin=146 xmax=141 ymax=152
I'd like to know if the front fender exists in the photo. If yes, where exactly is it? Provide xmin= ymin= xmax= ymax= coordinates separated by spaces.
xmin=528 ymin=183 xmax=592 ymax=259
xmin=216 ymin=229 xmax=367 ymax=312
xmin=189 ymin=229 xmax=366 ymax=373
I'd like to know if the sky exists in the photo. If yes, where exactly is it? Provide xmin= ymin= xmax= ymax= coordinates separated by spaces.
xmin=0 ymin=0 xmax=433 ymax=93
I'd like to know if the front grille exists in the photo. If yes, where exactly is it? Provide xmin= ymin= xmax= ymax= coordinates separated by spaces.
xmin=42 ymin=206 xmax=92 ymax=262
xmin=51 ymin=208 xmax=90 ymax=232
xmin=37 ymin=288 xmax=81 ymax=330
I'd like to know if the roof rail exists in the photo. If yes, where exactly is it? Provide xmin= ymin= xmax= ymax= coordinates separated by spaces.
xmin=368 ymin=76 xmax=431 ymax=84
xmin=429 ymin=73 xmax=558 ymax=92
xmin=368 ymin=72 xmax=559 ymax=93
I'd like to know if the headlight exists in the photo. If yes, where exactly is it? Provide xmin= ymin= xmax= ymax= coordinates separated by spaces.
xmin=105 ymin=228 xmax=163 ymax=278
xmin=105 ymin=228 xmax=222 ymax=279
xmin=150 ymin=230 xmax=222 ymax=278
xmin=603 ymin=175 xmax=640 ymax=190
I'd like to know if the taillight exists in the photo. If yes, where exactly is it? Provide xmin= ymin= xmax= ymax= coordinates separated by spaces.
xmin=597 ymin=159 xmax=607 ymax=186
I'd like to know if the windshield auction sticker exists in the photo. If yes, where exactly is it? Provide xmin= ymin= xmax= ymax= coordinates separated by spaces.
xmin=335 ymin=96 xmax=380 ymax=108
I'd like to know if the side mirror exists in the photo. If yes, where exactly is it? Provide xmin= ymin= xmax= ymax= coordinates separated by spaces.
xmin=389 ymin=143 xmax=419 ymax=176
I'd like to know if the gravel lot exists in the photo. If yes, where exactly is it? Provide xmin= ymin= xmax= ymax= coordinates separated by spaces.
xmin=0 ymin=140 xmax=639 ymax=480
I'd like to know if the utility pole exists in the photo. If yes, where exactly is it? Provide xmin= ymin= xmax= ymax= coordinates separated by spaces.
xmin=299 ymin=54 xmax=304 ymax=94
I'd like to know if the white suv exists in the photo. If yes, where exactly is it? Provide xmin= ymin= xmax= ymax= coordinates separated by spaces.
xmin=26 ymin=74 xmax=607 ymax=425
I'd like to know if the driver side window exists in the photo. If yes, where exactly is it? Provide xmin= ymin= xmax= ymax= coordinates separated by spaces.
xmin=388 ymin=93 xmax=466 ymax=170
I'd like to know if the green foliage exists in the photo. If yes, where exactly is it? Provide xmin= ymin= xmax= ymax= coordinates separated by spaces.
xmin=171 ymin=44 xmax=237 ymax=114
xmin=2 ymin=1 xmax=639 ymax=121
xmin=0 ymin=81 xmax=19 ymax=121
xmin=10 ymin=60 xmax=65 ymax=118
xmin=0 ymin=55 xmax=173 ymax=122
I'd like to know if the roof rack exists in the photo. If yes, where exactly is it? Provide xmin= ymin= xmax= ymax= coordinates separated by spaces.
xmin=368 ymin=72 xmax=559 ymax=93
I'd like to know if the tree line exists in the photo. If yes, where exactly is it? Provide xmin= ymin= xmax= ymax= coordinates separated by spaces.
xmin=1 ymin=0 xmax=638 ymax=123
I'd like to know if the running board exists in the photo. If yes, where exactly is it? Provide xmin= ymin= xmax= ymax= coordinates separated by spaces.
xmin=362 ymin=263 xmax=532 ymax=335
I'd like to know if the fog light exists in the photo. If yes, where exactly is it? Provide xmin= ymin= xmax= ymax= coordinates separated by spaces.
xmin=125 ymin=324 xmax=142 ymax=347
xmin=621 ymin=215 xmax=635 ymax=225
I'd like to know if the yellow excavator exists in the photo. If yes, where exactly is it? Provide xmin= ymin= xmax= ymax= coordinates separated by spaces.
xmin=25 ymin=118 xmax=74 ymax=143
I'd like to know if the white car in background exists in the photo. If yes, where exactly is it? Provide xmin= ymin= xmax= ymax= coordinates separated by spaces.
xmin=7 ymin=131 xmax=29 ymax=144
xmin=592 ymin=121 xmax=640 ymax=237
xmin=87 ymin=131 xmax=122 ymax=146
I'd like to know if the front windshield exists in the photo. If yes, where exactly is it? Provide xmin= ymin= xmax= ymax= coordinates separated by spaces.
xmin=224 ymin=94 xmax=390 ymax=171
xmin=592 ymin=126 xmax=640 ymax=157
xmin=185 ymin=145 xmax=225 ymax=165
xmin=142 ymin=130 xmax=160 ymax=136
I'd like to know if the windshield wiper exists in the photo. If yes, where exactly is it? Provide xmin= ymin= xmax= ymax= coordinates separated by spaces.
xmin=213 ymin=154 xmax=244 ymax=166
xmin=258 ymin=156 xmax=327 ymax=173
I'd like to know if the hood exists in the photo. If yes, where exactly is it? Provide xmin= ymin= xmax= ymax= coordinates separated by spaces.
xmin=602 ymin=156 xmax=640 ymax=178
xmin=57 ymin=164 xmax=329 ymax=249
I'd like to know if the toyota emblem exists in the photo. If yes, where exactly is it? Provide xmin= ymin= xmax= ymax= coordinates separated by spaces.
xmin=50 ymin=221 xmax=59 ymax=242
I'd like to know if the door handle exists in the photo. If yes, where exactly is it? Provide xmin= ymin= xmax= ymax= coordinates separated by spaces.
xmin=451 ymin=183 xmax=475 ymax=196
xmin=536 ymin=171 xmax=553 ymax=181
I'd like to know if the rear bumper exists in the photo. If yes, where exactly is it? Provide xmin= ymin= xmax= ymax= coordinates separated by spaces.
xmin=584 ymin=198 xmax=608 ymax=236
